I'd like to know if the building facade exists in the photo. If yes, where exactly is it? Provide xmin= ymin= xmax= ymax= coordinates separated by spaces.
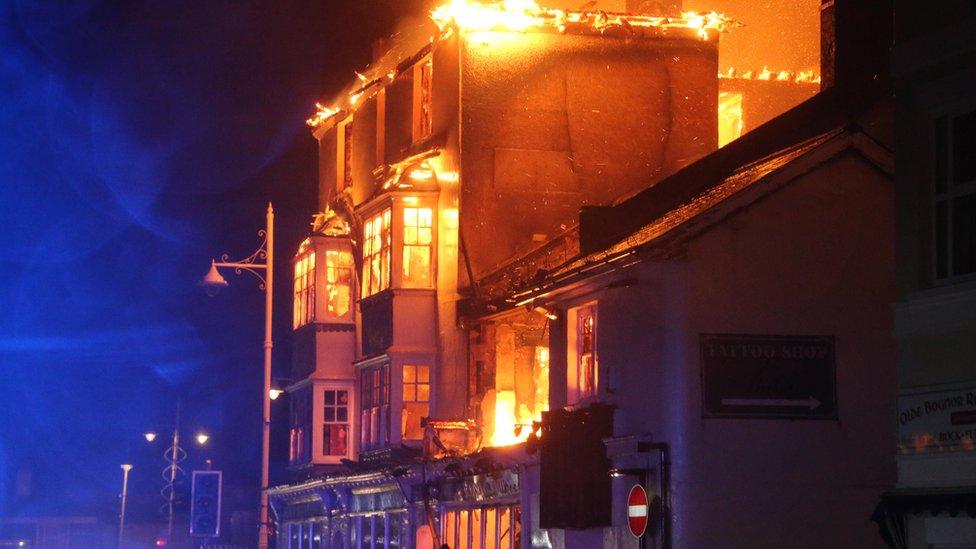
xmin=871 ymin=2 xmax=976 ymax=548
xmin=269 ymin=1 xmax=898 ymax=548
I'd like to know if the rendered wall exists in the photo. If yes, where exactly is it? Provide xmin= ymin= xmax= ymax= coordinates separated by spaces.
xmin=459 ymin=31 xmax=718 ymax=276
xmin=556 ymin=152 xmax=894 ymax=547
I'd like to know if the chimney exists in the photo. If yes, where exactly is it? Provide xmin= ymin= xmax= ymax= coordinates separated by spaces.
xmin=820 ymin=0 xmax=892 ymax=91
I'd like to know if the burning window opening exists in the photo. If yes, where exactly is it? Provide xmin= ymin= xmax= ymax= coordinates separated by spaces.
xmin=718 ymin=91 xmax=743 ymax=147
xmin=471 ymin=310 xmax=551 ymax=447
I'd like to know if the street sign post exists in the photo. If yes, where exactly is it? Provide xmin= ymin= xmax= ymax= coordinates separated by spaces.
xmin=627 ymin=484 xmax=648 ymax=538
xmin=701 ymin=334 xmax=837 ymax=419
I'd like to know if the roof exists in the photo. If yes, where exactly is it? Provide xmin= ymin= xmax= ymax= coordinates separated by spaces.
xmin=462 ymin=82 xmax=893 ymax=311
xmin=306 ymin=2 xmax=734 ymax=132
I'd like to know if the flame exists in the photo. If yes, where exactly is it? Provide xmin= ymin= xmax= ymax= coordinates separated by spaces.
xmin=432 ymin=0 xmax=545 ymax=33
xmin=719 ymin=67 xmax=822 ymax=84
xmin=431 ymin=0 xmax=732 ymax=40
xmin=306 ymin=103 xmax=339 ymax=127
xmin=488 ymin=346 xmax=549 ymax=447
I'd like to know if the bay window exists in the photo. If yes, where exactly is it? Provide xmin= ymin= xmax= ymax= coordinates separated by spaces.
xmin=362 ymin=209 xmax=392 ymax=297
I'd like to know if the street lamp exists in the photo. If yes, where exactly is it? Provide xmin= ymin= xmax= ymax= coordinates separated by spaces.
xmin=118 ymin=464 xmax=133 ymax=549
xmin=201 ymin=202 xmax=274 ymax=549
xmin=146 ymin=400 xmax=211 ymax=544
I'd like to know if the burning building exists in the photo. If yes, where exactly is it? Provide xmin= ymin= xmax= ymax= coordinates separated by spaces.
xmin=268 ymin=0 xmax=895 ymax=547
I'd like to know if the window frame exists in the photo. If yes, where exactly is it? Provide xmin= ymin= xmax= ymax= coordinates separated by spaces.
xmin=566 ymin=301 xmax=598 ymax=405
xmin=315 ymin=382 xmax=354 ymax=464
xmin=401 ymin=363 xmax=431 ymax=441
xmin=293 ymin=250 xmax=316 ymax=329
xmin=358 ymin=361 xmax=391 ymax=451
xmin=337 ymin=115 xmax=354 ymax=194
xmin=360 ymin=207 xmax=392 ymax=298
xmin=288 ymin=386 xmax=313 ymax=466
xmin=400 ymin=204 xmax=435 ymax=289
xmin=933 ymin=106 xmax=976 ymax=284
xmin=413 ymin=56 xmax=433 ymax=142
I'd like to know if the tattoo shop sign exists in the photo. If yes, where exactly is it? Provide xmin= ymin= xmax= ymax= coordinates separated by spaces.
xmin=897 ymin=386 xmax=976 ymax=454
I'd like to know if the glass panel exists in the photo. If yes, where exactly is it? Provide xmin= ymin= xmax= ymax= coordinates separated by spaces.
xmin=485 ymin=508 xmax=497 ymax=549
xmin=389 ymin=514 xmax=402 ymax=549
xmin=402 ymin=402 xmax=429 ymax=440
xmin=952 ymin=194 xmax=976 ymax=276
xmin=458 ymin=510 xmax=470 ymax=549
xmin=471 ymin=509 xmax=483 ymax=549
xmin=444 ymin=511 xmax=457 ymax=549
xmin=404 ymin=384 xmax=417 ymax=402
xmin=499 ymin=508 xmax=511 ymax=549
xmin=337 ymin=407 xmax=348 ymax=422
xmin=417 ymin=365 xmax=430 ymax=383
xmin=953 ymin=110 xmax=976 ymax=185
xmin=417 ymin=384 xmax=430 ymax=402
xmin=403 ymin=364 xmax=416 ymax=383
xmin=325 ymin=391 xmax=335 ymax=405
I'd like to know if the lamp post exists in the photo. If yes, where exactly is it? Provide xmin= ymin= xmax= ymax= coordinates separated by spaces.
xmin=145 ymin=400 xmax=210 ymax=544
xmin=118 ymin=464 xmax=133 ymax=549
xmin=201 ymin=203 xmax=274 ymax=549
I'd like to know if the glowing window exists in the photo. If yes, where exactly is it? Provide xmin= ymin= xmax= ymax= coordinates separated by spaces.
xmin=402 ymin=207 xmax=433 ymax=287
xmin=361 ymin=209 xmax=391 ymax=297
xmin=442 ymin=504 xmax=521 ymax=549
xmin=293 ymin=252 xmax=316 ymax=329
xmin=325 ymin=249 xmax=353 ymax=318
xmin=360 ymin=363 xmax=390 ymax=450
xmin=337 ymin=117 xmax=353 ymax=193
xmin=567 ymin=303 xmax=597 ymax=404
xmin=321 ymin=388 xmax=350 ymax=457
xmin=718 ymin=92 xmax=744 ymax=147
xmin=419 ymin=59 xmax=433 ymax=140
xmin=401 ymin=364 xmax=430 ymax=440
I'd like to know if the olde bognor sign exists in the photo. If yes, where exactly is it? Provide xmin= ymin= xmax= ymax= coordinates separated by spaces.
xmin=701 ymin=334 xmax=837 ymax=419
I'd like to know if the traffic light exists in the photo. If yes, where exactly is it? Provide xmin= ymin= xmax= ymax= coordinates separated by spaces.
xmin=190 ymin=470 xmax=222 ymax=538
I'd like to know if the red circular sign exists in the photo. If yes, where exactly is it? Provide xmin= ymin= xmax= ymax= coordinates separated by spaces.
xmin=627 ymin=484 xmax=649 ymax=538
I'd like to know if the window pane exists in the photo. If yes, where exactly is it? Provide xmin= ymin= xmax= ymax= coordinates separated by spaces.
xmin=337 ymin=407 xmax=348 ymax=422
xmin=952 ymin=194 xmax=976 ymax=276
xmin=325 ymin=391 xmax=335 ymax=405
xmin=417 ymin=384 xmax=429 ymax=402
xmin=325 ymin=407 xmax=335 ymax=422
xmin=404 ymin=384 xmax=417 ymax=402
xmin=444 ymin=511 xmax=457 ymax=549
xmin=417 ymin=365 xmax=430 ymax=383
xmin=402 ymin=402 xmax=428 ymax=440
xmin=485 ymin=508 xmax=497 ymax=549
xmin=403 ymin=364 xmax=416 ymax=383
xmin=953 ymin=110 xmax=976 ymax=185
xmin=458 ymin=510 xmax=469 ymax=549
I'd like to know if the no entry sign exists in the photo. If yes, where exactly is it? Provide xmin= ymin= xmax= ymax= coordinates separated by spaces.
xmin=627 ymin=484 xmax=648 ymax=538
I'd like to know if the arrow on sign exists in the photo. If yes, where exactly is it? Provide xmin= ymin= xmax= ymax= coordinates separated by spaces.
xmin=721 ymin=397 xmax=822 ymax=410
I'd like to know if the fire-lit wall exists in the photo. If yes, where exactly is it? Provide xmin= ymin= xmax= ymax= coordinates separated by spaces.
xmin=545 ymin=147 xmax=895 ymax=547
xmin=458 ymin=31 xmax=718 ymax=275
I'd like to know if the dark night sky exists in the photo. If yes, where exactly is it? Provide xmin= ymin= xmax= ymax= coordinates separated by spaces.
xmin=0 ymin=0 xmax=419 ymax=523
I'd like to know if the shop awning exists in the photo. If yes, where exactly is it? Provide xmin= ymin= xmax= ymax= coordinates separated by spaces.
xmin=872 ymin=488 xmax=976 ymax=549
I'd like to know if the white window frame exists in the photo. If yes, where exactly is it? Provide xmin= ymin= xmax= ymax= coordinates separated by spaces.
xmin=314 ymin=382 xmax=355 ymax=464
xmin=933 ymin=106 xmax=976 ymax=284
